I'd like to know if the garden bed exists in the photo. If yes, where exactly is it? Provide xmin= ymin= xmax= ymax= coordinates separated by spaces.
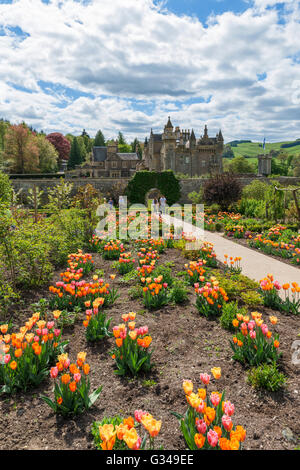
xmin=1 ymin=248 xmax=299 ymax=450
xmin=222 ymin=234 xmax=300 ymax=269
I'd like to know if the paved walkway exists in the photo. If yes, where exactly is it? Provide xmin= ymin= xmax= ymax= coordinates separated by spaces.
xmin=162 ymin=215 xmax=300 ymax=293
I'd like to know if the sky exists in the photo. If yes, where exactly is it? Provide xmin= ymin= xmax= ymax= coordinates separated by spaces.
xmin=0 ymin=0 xmax=300 ymax=143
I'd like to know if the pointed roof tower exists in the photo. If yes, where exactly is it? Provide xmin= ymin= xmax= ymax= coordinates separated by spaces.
xmin=190 ymin=129 xmax=196 ymax=141
xmin=218 ymin=129 xmax=224 ymax=141
xmin=165 ymin=116 xmax=173 ymax=129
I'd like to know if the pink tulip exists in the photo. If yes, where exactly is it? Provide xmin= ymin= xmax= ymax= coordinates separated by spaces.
xmin=54 ymin=329 xmax=61 ymax=337
xmin=200 ymin=373 xmax=210 ymax=385
xmin=223 ymin=401 xmax=235 ymax=416
xmin=42 ymin=328 xmax=48 ymax=336
xmin=196 ymin=400 xmax=205 ymax=413
xmin=4 ymin=354 xmax=11 ymax=364
xmin=47 ymin=321 xmax=55 ymax=330
xmin=207 ymin=429 xmax=219 ymax=447
xmin=134 ymin=410 xmax=147 ymax=423
xmin=222 ymin=414 xmax=233 ymax=431
xmin=50 ymin=366 xmax=58 ymax=379
xmin=210 ymin=392 xmax=221 ymax=407
xmin=196 ymin=418 xmax=207 ymax=434
xmin=249 ymin=330 xmax=256 ymax=340
xmin=73 ymin=373 xmax=81 ymax=383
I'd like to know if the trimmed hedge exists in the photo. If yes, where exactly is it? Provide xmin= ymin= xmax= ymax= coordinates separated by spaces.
xmin=125 ymin=170 xmax=181 ymax=205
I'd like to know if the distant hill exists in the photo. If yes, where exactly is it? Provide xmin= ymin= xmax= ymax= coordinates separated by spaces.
xmin=227 ymin=139 xmax=300 ymax=160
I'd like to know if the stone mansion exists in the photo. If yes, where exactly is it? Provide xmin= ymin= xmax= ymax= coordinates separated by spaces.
xmin=138 ymin=117 xmax=224 ymax=176
xmin=68 ymin=117 xmax=224 ymax=178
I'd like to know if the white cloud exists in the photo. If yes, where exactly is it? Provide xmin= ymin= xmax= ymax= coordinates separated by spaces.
xmin=0 ymin=0 xmax=299 ymax=142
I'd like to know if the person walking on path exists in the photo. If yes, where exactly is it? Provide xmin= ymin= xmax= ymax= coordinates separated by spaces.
xmin=160 ymin=195 xmax=167 ymax=214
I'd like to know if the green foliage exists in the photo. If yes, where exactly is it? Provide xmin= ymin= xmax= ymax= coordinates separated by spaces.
xmin=152 ymin=264 xmax=174 ymax=286
xmin=85 ymin=310 xmax=113 ymax=342
xmin=247 ymin=363 xmax=286 ymax=391
xmin=224 ymin=155 xmax=255 ymax=174
xmin=220 ymin=302 xmax=247 ymax=331
xmin=170 ymin=279 xmax=189 ymax=304
xmin=46 ymin=178 xmax=74 ymax=211
xmin=242 ymin=180 xmax=270 ymax=201
xmin=68 ymin=137 xmax=83 ymax=169
xmin=0 ymin=171 xmax=13 ymax=204
xmin=126 ymin=170 xmax=181 ymax=205
xmin=240 ymin=291 xmax=264 ymax=307
xmin=128 ymin=284 xmax=143 ymax=299
xmin=94 ymin=129 xmax=106 ymax=147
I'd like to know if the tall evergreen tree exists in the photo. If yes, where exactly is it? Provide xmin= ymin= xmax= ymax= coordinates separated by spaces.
xmin=68 ymin=136 xmax=82 ymax=169
xmin=118 ymin=131 xmax=126 ymax=145
xmin=94 ymin=129 xmax=105 ymax=147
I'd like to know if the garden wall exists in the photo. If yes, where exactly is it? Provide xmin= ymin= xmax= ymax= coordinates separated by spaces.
xmin=9 ymin=175 xmax=300 ymax=205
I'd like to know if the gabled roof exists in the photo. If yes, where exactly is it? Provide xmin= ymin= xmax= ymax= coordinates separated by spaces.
xmin=116 ymin=153 xmax=139 ymax=161
xmin=93 ymin=146 xmax=107 ymax=162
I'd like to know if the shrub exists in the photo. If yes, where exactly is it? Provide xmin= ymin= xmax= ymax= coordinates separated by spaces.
xmin=240 ymin=291 xmax=264 ymax=307
xmin=126 ymin=170 xmax=181 ymax=205
xmin=203 ymin=174 xmax=242 ymax=211
xmin=172 ymin=370 xmax=246 ymax=450
xmin=170 ymin=279 xmax=189 ymax=304
xmin=0 ymin=171 xmax=12 ymax=204
xmin=41 ymin=352 xmax=102 ymax=416
xmin=111 ymin=313 xmax=154 ymax=376
xmin=220 ymin=302 xmax=247 ymax=331
xmin=247 ymin=363 xmax=286 ymax=392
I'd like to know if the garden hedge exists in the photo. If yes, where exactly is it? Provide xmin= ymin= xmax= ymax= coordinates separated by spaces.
xmin=125 ymin=170 xmax=181 ymax=205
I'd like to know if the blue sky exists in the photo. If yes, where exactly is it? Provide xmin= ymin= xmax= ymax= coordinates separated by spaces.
xmin=0 ymin=0 xmax=300 ymax=142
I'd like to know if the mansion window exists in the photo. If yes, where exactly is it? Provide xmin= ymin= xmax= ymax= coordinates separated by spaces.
xmin=185 ymin=157 xmax=189 ymax=164
xmin=131 ymin=161 xmax=136 ymax=168
xmin=111 ymin=161 xmax=117 ymax=168
xmin=202 ymin=161 xmax=206 ymax=167
xmin=111 ymin=171 xmax=120 ymax=178
xmin=122 ymin=161 xmax=127 ymax=168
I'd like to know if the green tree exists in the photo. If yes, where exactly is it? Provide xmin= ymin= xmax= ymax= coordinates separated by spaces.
xmin=118 ymin=132 xmax=126 ymax=145
xmin=224 ymin=155 xmax=255 ymax=174
xmin=77 ymin=136 xmax=87 ymax=163
xmin=0 ymin=170 xmax=13 ymax=204
xmin=68 ymin=137 xmax=83 ymax=169
xmin=131 ymin=138 xmax=142 ymax=159
xmin=36 ymin=135 xmax=58 ymax=173
xmin=94 ymin=130 xmax=106 ymax=147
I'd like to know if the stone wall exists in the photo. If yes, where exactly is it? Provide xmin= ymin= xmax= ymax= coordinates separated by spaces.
xmin=9 ymin=175 xmax=300 ymax=205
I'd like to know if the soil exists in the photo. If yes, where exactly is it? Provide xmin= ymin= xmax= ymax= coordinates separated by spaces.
xmin=222 ymin=234 xmax=300 ymax=269
xmin=0 ymin=247 xmax=300 ymax=451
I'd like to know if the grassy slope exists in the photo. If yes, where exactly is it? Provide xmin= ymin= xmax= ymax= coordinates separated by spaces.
xmin=229 ymin=141 xmax=300 ymax=160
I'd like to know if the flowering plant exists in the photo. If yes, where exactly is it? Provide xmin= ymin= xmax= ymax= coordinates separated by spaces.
xmin=41 ymin=352 xmax=102 ymax=416
xmin=116 ymin=252 xmax=135 ymax=275
xmin=141 ymin=275 xmax=169 ymax=310
xmin=49 ymin=275 xmax=119 ymax=311
xmin=259 ymin=274 xmax=282 ymax=310
xmin=110 ymin=313 xmax=154 ymax=376
xmin=0 ymin=312 xmax=67 ymax=394
xmin=172 ymin=369 xmax=246 ymax=450
xmin=184 ymin=260 xmax=207 ymax=286
xmin=67 ymin=250 xmax=94 ymax=276
xmin=230 ymin=312 xmax=280 ymax=366
xmin=103 ymin=240 xmax=125 ymax=260
xmin=223 ymin=255 xmax=242 ymax=275
xmin=93 ymin=410 xmax=161 ymax=450
xmin=195 ymin=278 xmax=228 ymax=317
xmin=83 ymin=298 xmax=113 ymax=342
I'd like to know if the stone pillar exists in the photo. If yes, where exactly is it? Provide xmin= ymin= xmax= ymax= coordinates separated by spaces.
xmin=258 ymin=154 xmax=272 ymax=176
